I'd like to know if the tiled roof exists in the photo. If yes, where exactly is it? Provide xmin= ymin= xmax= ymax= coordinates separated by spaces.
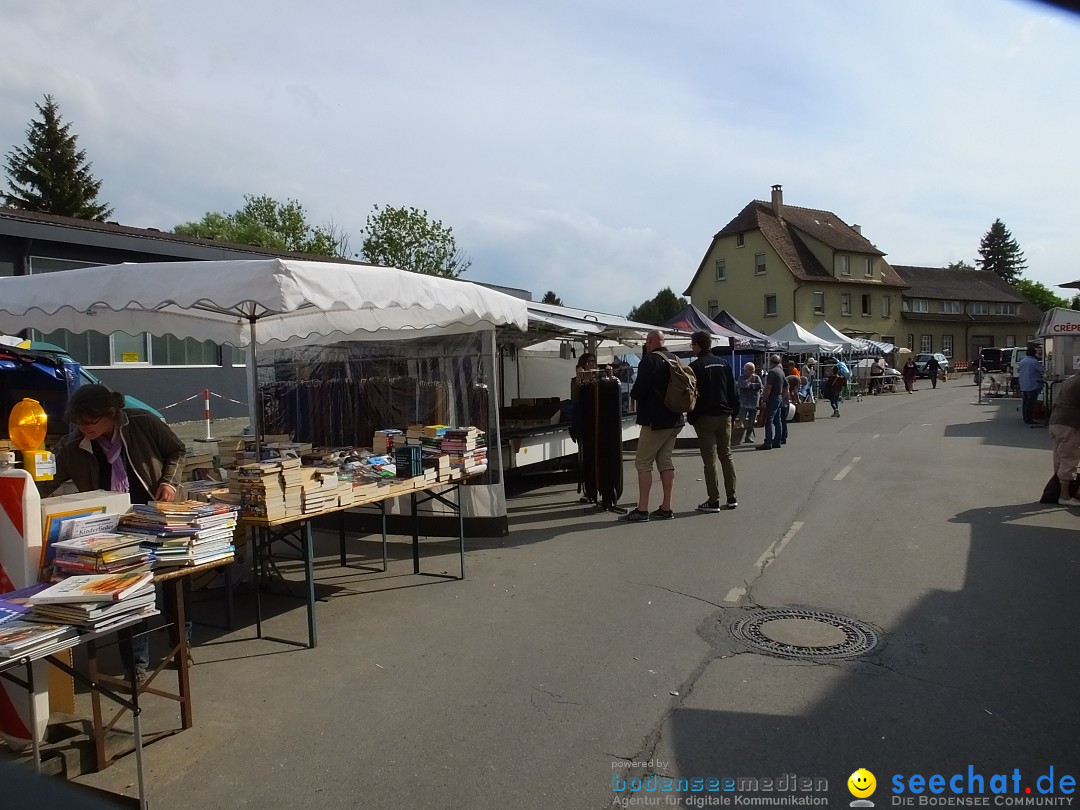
xmin=892 ymin=265 xmax=1027 ymax=303
xmin=0 ymin=206 xmax=362 ymax=264
xmin=684 ymin=200 xmax=906 ymax=294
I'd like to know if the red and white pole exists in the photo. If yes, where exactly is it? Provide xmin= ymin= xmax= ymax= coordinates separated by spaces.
xmin=203 ymin=388 xmax=212 ymax=441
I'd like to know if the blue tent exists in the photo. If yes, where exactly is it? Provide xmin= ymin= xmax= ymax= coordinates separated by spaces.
xmin=711 ymin=309 xmax=783 ymax=351
xmin=662 ymin=305 xmax=744 ymax=345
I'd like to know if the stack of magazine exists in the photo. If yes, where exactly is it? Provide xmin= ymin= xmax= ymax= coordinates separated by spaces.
xmin=119 ymin=501 xmax=238 ymax=568
xmin=27 ymin=572 xmax=158 ymax=633
xmin=0 ymin=584 xmax=79 ymax=660
xmin=51 ymin=532 xmax=154 ymax=575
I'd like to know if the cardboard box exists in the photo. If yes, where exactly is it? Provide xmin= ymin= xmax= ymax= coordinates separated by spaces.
xmin=794 ymin=402 xmax=816 ymax=422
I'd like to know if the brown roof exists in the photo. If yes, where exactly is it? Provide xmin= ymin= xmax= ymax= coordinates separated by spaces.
xmin=893 ymin=265 xmax=1041 ymax=324
xmin=0 ymin=206 xmax=364 ymax=264
xmin=684 ymin=199 xmax=906 ymax=294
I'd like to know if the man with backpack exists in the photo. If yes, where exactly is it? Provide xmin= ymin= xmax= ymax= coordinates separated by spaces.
xmin=688 ymin=331 xmax=739 ymax=512
xmin=624 ymin=330 xmax=688 ymax=522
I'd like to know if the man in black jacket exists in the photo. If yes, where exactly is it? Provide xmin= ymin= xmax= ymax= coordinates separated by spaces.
xmin=689 ymin=331 xmax=739 ymax=511
xmin=624 ymin=330 xmax=683 ymax=522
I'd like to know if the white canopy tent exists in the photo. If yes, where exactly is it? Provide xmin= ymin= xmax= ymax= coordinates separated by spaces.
xmin=810 ymin=321 xmax=866 ymax=353
xmin=767 ymin=322 xmax=843 ymax=355
xmin=0 ymin=259 xmax=530 ymax=451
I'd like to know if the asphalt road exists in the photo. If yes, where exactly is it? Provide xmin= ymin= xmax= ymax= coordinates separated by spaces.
xmin=70 ymin=380 xmax=1080 ymax=809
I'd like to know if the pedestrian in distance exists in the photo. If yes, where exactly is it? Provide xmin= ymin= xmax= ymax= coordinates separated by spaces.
xmin=926 ymin=354 xmax=941 ymax=390
xmin=757 ymin=354 xmax=788 ymax=450
xmin=737 ymin=362 xmax=763 ymax=444
xmin=1049 ymin=372 xmax=1080 ymax=507
xmin=1017 ymin=345 xmax=1045 ymax=425
xmin=622 ymin=330 xmax=684 ymax=522
xmin=902 ymin=358 xmax=917 ymax=393
xmin=687 ymin=331 xmax=738 ymax=512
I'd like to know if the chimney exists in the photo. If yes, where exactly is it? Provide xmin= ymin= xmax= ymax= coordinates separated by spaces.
xmin=770 ymin=184 xmax=784 ymax=219
xmin=851 ymin=223 xmax=862 ymax=235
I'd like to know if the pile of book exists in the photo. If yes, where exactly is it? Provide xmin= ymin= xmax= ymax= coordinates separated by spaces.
xmin=299 ymin=466 xmax=349 ymax=512
xmin=441 ymin=427 xmax=488 ymax=474
xmin=395 ymin=445 xmax=423 ymax=478
xmin=26 ymin=572 xmax=158 ymax=634
xmin=0 ymin=583 xmax=80 ymax=660
xmin=52 ymin=532 xmax=154 ymax=575
xmin=119 ymin=501 xmax=237 ymax=567
xmin=422 ymin=452 xmax=451 ymax=483
xmin=230 ymin=458 xmax=302 ymax=520
xmin=372 ymin=429 xmax=403 ymax=455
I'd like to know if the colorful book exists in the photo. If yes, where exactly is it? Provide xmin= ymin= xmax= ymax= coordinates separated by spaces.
xmin=0 ymin=621 xmax=76 ymax=656
xmin=0 ymin=584 xmax=50 ymax=625
xmin=29 ymin=572 xmax=155 ymax=604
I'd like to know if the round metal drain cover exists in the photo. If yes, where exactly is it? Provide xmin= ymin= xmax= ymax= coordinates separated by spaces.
xmin=730 ymin=608 xmax=879 ymax=660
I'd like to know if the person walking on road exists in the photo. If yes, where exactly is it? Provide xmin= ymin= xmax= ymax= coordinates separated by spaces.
xmin=1018 ymin=346 xmax=1045 ymax=425
xmin=688 ymin=331 xmax=739 ymax=512
xmin=926 ymin=354 xmax=941 ymax=389
xmin=902 ymin=358 xmax=917 ymax=394
xmin=623 ymin=330 xmax=683 ymax=522
xmin=758 ymin=354 xmax=787 ymax=450
xmin=738 ymin=362 xmax=763 ymax=444
xmin=1050 ymin=372 xmax=1080 ymax=507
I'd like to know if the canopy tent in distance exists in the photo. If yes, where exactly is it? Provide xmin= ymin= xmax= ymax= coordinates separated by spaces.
xmin=767 ymin=322 xmax=843 ymax=355
xmin=710 ymin=310 xmax=783 ymax=351
xmin=661 ymin=305 xmax=737 ymax=347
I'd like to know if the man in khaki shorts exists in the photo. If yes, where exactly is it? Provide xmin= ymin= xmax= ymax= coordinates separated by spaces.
xmin=623 ymin=330 xmax=684 ymax=522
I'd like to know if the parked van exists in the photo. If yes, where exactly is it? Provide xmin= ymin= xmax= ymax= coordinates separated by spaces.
xmin=1000 ymin=346 xmax=1029 ymax=375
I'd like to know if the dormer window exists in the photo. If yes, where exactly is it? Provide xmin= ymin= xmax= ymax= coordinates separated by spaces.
xmin=864 ymin=257 xmax=874 ymax=277
xmin=838 ymin=255 xmax=851 ymax=276
xmin=940 ymin=301 xmax=961 ymax=314
xmin=995 ymin=303 xmax=1016 ymax=315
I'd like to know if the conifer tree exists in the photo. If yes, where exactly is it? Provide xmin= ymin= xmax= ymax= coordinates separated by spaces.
xmin=975 ymin=218 xmax=1027 ymax=284
xmin=3 ymin=95 xmax=112 ymax=220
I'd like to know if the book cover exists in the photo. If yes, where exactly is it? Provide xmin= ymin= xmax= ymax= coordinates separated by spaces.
xmin=0 ymin=584 xmax=50 ymax=624
xmin=29 ymin=572 xmax=155 ymax=604
xmin=0 ymin=621 xmax=73 ymax=655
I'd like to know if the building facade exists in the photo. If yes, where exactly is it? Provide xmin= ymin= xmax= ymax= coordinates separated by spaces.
xmin=683 ymin=185 xmax=908 ymax=347
xmin=891 ymin=265 xmax=1041 ymax=363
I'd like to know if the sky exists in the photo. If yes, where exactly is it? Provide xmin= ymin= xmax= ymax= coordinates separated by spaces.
xmin=1 ymin=0 xmax=1078 ymax=317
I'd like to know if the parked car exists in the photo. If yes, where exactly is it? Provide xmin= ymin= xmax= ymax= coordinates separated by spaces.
xmin=913 ymin=353 xmax=949 ymax=378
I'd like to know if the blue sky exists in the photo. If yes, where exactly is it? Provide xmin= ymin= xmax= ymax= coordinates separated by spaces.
xmin=2 ymin=0 xmax=1077 ymax=316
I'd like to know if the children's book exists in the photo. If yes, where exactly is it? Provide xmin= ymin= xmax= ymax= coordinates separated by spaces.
xmin=28 ymin=572 xmax=154 ymax=604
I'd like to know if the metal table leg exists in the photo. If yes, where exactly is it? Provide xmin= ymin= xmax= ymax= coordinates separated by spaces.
xmin=303 ymin=521 xmax=317 ymax=649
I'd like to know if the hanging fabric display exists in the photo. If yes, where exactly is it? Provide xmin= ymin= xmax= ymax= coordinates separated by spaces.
xmin=578 ymin=373 xmax=624 ymax=512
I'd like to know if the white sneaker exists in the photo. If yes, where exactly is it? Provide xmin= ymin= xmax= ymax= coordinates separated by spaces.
xmin=1058 ymin=498 xmax=1080 ymax=507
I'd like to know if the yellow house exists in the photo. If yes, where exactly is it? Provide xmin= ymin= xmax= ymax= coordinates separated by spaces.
xmin=683 ymin=185 xmax=908 ymax=346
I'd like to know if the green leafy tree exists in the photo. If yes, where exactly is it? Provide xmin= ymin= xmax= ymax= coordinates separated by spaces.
xmin=945 ymin=260 xmax=975 ymax=271
xmin=627 ymin=287 xmax=686 ymax=325
xmin=1010 ymin=279 xmax=1067 ymax=312
xmin=541 ymin=291 xmax=563 ymax=306
xmin=360 ymin=205 xmax=470 ymax=277
xmin=174 ymin=194 xmax=347 ymax=256
xmin=1070 ymin=294 xmax=1080 ymax=312
xmin=976 ymin=219 xmax=1027 ymax=284
xmin=3 ymin=94 xmax=112 ymax=220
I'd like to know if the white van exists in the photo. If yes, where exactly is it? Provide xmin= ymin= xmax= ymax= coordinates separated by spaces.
xmin=1001 ymin=347 xmax=1029 ymax=375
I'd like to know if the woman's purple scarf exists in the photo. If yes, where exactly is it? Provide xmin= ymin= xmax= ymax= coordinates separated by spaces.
xmin=95 ymin=423 xmax=129 ymax=493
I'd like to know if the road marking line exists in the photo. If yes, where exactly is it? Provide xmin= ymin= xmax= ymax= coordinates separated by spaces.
xmin=754 ymin=521 xmax=804 ymax=572
xmin=724 ymin=587 xmax=745 ymax=603
xmin=872 ymin=434 xmax=880 ymax=439
xmin=834 ymin=457 xmax=862 ymax=481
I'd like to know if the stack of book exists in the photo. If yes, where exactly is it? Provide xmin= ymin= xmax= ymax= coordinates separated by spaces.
xmin=27 ymin=571 xmax=158 ymax=634
xmin=230 ymin=458 xmax=302 ymax=520
xmin=395 ymin=445 xmax=423 ymax=478
xmin=441 ymin=427 xmax=488 ymax=474
xmin=0 ymin=621 xmax=79 ymax=660
xmin=422 ymin=453 xmax=451 ymax=483
xmin=372 ymin=429 xmax=403 ymax=455
xmin=119 ymin=501 xmax=237 ymax=567
xmin=300 ymin=467 xmax=339 ymax=513
xmin=52 ymin=532 xmax=154 ymax=575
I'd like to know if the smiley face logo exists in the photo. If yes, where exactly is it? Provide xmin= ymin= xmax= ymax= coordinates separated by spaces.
xmin=848 ymin=768 xmax=876 ymax=798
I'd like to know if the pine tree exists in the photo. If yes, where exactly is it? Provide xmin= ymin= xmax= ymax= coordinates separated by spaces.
xmin=975 ymin=218 xmax=1027 ymax=284
xmin=3 ymin=95 xmax=112 ymax=220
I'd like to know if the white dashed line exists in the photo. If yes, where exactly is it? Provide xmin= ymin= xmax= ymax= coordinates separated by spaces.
xmin=834 ymin=457 xmax=862 ymax=481
xmin=754 ymin=521 xmax=805 ymax=572
xmin=872 ymin=434 xmax=880 ymax=439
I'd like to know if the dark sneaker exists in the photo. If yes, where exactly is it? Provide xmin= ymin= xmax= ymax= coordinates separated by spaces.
xmin=621 ymin=509 xmax=650 ymax=522
xmin=724 ymin=496 xmax=738 ymax=509
xmin=696 ymin=500 xmax=722 ymax=513
xmin=649 ymin=507 xmax=675 ymax=520
xmin=755 ymin=444 xmax=773 ymax=450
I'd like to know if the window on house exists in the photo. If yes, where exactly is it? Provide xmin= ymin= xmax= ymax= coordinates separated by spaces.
xmin=940 ymin=301 xmax=961 ymax=314
xmin=996 ymin=303 xmax=1017 ymax=315
xmin=864 ymin=257 xmax=874 ymax=277
xmin=861 ymin=294 xmax=872 ymax=316
xmin=841 ymin=294 xmax=852 ymax=316
xmin=754 ymin=253 xmax=767 ymax=275
xmin=1005 ymin=335 xmax=1016 ymax=347
xmin=150 ymin=335 xmax=221 ymax=366
xmin=707 ymin=300 xmax=719 ymax=318
xmin=882 ymin=296 xmax=891 ymax=317
xmin=838 ymin=255 xmax=851 ymax=276
xmin=901 ymin=299 xmax=910 ymax=312
xmin=41 ymin=328 xmax=111 ymax=367
xmin=764 ymin=294 xmax=777 ymax=317
xmin=970 ymin=302 xmax=988 ymax=315
xmin=714 ymin=259 xmax=726 ymax=281
xmin=942 ymin=335 xmax=953 ymax=357
xmin=813 ymin=292 xmax=825 ymax=315
xmin=911 ymin=299 xmax=928 ymax=313
xmin=736 ymin=233 xmax=745 ymax=247
xmin=907 ymin=334 xmax=915 ymax=350
xmin=111 ymin=332 xmax=150 ymax=365
xmin=920 ymin=335 xmax=932 ymax=353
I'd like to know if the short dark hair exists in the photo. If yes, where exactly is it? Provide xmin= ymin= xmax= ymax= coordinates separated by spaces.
xmin=1027 ymin=345 xmax=1038 ymax=357
xmin=64 ymin=384 xmax=124 ymax=424
xmin=691 ymin=330 xmax=711 ymax=351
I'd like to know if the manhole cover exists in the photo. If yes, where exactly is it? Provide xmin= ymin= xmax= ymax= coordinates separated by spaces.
xmin=729 ymin=608 xmax=879 ymax=660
